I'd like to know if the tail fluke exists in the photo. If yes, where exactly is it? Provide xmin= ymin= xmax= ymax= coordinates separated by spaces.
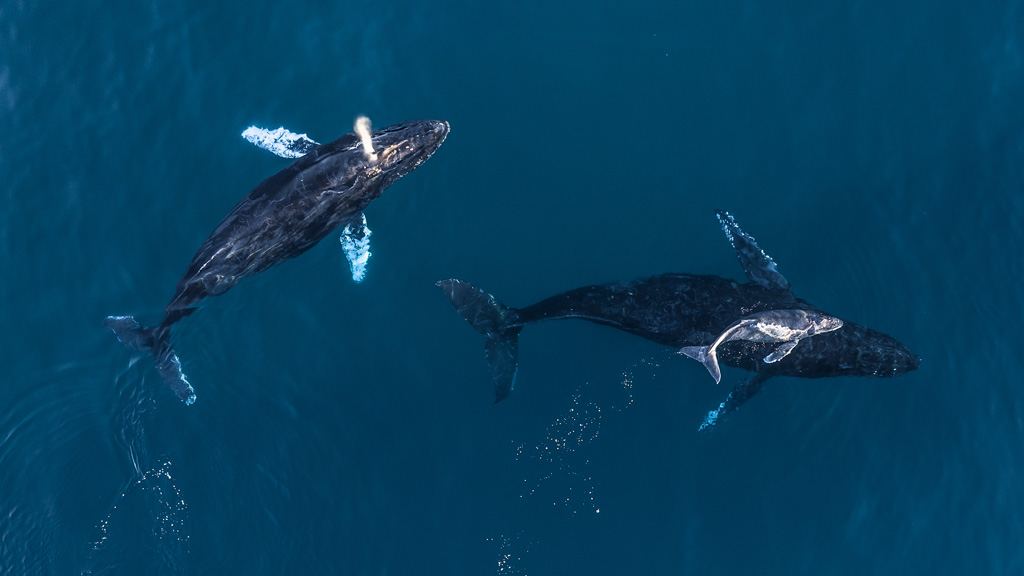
xmin=104 ymin=315 xmax=197 ymax=405
xmin=152 ymin=348 xmax=196 ymax=405
xmin=483 ymin=332 xmax=519 ymax=403
xmin=103 ymin=315 xmax=155 ymax=351
xmin=678 ymin=345 xmax=722 ymax=384
xmin=436 ymin=279 xmax=522 ymax=402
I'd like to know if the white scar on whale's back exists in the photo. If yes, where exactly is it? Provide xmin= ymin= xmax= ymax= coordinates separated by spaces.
xmin=354 ymin=116 xmax=377 ymax=162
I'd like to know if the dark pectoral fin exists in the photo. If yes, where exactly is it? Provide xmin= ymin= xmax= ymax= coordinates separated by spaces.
xmin=699 ymin=372 xmax=771 ymax=431
xmin=715 ymin=210 xmax=791 ymax=293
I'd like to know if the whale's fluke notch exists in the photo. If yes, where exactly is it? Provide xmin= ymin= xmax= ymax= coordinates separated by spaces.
xmin=103 ymin=315 xmax=197 ymax=405
xmin=436 ymin=279 xmax=522 ymax=402
xmin=715 ymin=210 xmax=791 ymax=293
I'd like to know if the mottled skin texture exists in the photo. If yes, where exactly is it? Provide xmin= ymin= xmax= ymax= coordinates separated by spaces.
xmin=511 ymin=273 xmax=918 ymax=380
xmin=165 ymin=119 xmax=450 ymax=321
xmin=107 ymin=119 xmax=449 ymax=403
xmin=439 ymin=211 xmax=919 ymax=426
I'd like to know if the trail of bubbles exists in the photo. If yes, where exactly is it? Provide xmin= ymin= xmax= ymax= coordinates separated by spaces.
xmin=493 ymin=357 xmax=658 ymax=574
xmin=84 ymin=458 xmax=190 ymax=575
xmin=84 ymin=368 xmax=191 ymax=574
xmin=486 ymin=532 xmax=531 ymax=576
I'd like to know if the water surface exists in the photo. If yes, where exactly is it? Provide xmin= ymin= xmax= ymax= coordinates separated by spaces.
xmin=2 ymin=0 xmax=1023 ymax=573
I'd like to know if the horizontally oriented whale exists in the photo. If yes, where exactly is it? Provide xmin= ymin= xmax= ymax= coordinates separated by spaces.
xmin=678 ymin=308 xmax=844 ymax=384
xmin=106 ymin=118 xmax=449 ymax=403
xmin=437 ymin=210 xmax=919 ymax=429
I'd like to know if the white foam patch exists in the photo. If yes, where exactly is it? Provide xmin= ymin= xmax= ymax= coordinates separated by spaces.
xmin=354 ymin=116 xmax=377 ymax=162
xmin=340 ymin=214 xmax=372 ymax=282
xmin=699 ymin=402 xmax=726 ymax=432
xmin=241 ymin=126 xmax=319 ymax=159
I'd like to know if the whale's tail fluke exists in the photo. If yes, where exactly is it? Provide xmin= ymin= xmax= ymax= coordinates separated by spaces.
xmin=436 ymin=279 xmax=522 ymax=403
xmin=104 ymin=315 xmax=197 ymax=405
xmin=678 ymin=345 xmax=723 ymax=384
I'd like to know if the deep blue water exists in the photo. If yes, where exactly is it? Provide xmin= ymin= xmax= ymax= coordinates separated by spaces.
xmin=2 ymin=0 xmax=1023 ymax=574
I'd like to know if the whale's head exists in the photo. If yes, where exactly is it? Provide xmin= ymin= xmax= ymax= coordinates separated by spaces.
xmin=805 ymin=313 xmax=844 ymax=335
xmin=848 ymin=326 xmax=921 ymax=377
xmin=365 ymin=119 xmax=450 ymax=189
xmin=749 ymin=316 xmax=919 ymax=380
xmin=262 ymin=118 xmax=451 ymax=226
xmin=300 ymin=119 xmax=450 ymax=202
xmin=786 ymin=320 xmax=921 ymax=378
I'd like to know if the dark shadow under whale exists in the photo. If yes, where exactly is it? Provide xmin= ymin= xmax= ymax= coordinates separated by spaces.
xmin=438 ymin=211 xmax=919 ymax=429
xmin=106 ymin=119 xmax=450 ymax=403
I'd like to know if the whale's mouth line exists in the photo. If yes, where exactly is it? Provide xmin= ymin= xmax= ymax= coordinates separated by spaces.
xmin=374 ymin=122 xmax=449 ymax=177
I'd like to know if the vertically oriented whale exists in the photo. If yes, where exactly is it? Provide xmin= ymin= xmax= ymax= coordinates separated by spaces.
xmin=106 ymin=118 xmax=450 ymax=403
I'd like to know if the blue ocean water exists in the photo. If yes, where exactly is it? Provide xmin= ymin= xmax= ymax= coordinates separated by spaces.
xmin=2 ymin=0 xmax=1023 ymax=573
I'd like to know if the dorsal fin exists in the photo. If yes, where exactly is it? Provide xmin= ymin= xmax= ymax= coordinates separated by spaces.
xmin=715 ymin=210 xmax=791 ymax=292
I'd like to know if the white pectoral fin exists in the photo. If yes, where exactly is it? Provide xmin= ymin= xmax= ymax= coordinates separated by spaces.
xmin=763 ymin=340 xmax=799 ymax=363
xmin=340 ymin=213 xmax=372 ymax=283
xmin=241 ymin=126 xmax=320 ymax=158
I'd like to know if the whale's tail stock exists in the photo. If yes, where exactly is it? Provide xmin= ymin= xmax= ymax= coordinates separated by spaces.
xmin=435 ymin=279 xmax=522 ymax=403
xmin=103 ymin=313 xmax=197 ymax=404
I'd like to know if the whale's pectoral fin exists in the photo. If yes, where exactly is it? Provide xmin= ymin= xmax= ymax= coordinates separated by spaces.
xmin=763 ymin=340 xmax=799 ymax=363
xmin=241 ymin=126 xmax=321 ymax=158
xmin=715 ymin=210 xmax=791 ymax=293
xmin=340 ymin=213 xmax=372 ymax=283
xmin=699 ymin=371 xmax=771 ymax=432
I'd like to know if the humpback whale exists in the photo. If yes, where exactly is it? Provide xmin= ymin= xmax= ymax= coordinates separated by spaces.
xmin=678 ymin=309 xmax=843 ymax=384
xmin=106 ymin=118 xmax=449 ymax=404
xmin=437 ymin=211 xmax=919 ymax=428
